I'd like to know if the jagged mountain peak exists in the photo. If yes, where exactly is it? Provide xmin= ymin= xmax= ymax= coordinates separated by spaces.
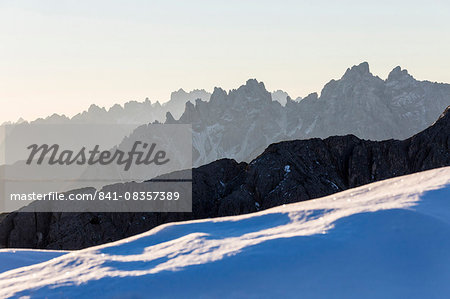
xmin=233 ymin=78 xmax=267 ymax=93
xmin=342 ymin=62 xmax=372 ymax=79
xmin=87 ymin=104 xmax=106 ymax=113
xmin=387 ymin=66 xmax=413 ymax=82
xmin=208 ymin=79 xmax=272 ymax=105
xmin=229 ymin=79 xmax=271 ymax=104
xmin=209 ymin=87 xmax=228 ymax=104
xmin=245 ymin=78 xmax=264 ymax=88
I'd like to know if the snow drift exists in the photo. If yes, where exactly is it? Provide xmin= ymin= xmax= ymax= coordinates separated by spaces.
xmin=0 ymin=167 xmax=449 ymax=298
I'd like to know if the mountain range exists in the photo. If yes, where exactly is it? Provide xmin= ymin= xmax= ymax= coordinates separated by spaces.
xmin=3 ymin=62 xmax=449 ymax=169
xmin=8 ymin=88 xmax=211 ymax=125
xmin=1 ymin=62 xmax=449 ymax=250
xmin=1 ymin=105 xmax=448 ymax=250
xmin=165 ymin=62 xmax=450 ymax=166
xmin=3 ymin=88 xmax=296 ymax=125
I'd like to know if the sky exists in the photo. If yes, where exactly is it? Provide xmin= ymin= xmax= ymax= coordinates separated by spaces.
xmin=0 ymin=0 xmax=449 ymax=122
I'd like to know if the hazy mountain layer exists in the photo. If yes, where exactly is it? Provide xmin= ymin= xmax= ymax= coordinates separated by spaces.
xmin=165 ymin=62 xmax=450 ymax=166
xmin=8 ymin=89 xmax=211 ymax=125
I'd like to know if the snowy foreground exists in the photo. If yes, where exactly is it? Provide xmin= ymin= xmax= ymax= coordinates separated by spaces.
xmin=1 ymin=167 xmax=450 ymax=298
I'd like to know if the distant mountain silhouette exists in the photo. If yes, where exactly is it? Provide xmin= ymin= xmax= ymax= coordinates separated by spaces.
xmin=160 ymin=62 xmax=450 ymax=166
xmin=5 ymin=89 xmax=211 ymax=125
xmin=2 ymin=88 xmax=294 ymax=126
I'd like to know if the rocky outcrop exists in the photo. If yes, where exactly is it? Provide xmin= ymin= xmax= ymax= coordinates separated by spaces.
xmin=1 ymin=106 xmax=448 ymax=250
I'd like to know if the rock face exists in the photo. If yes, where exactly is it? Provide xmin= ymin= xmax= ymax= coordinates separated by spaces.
xmin=163 ymin=63 xmax=450 ymax=166
xmin=1 ymin=106 xmax=448 ymax=250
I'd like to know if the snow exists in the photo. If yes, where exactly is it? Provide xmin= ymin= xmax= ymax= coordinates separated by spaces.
xmin=0 ymin=249 xmax=67 ymax=274
xmin=0 ymin=167 xmax=450 ymax=298
xmin=284 ymin=165 xmax=291 ymax=173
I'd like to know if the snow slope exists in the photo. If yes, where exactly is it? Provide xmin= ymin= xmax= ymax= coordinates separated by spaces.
xmin=0 ymin=249 xmax=67 ymax=274
xmin=1 ymin=167 xmax=449 ymax=298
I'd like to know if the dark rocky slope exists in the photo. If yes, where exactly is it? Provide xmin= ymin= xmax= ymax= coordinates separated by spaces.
xmin=0 ymin=106 xmax=449 ymax=250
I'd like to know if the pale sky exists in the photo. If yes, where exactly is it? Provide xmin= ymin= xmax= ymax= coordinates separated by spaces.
xmin=1 ymin=0 xmax=449 ymax=122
